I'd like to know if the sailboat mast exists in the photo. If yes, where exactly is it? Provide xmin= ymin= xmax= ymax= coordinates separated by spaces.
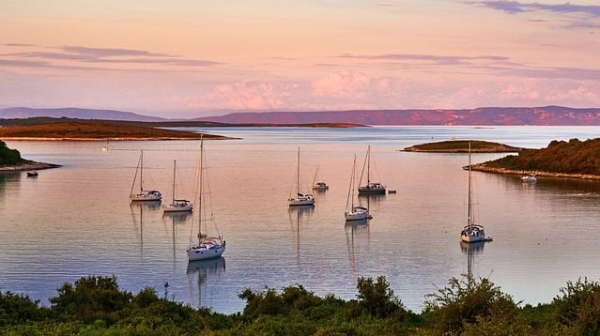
xmin=139 ymin=150 xmax=144 ymax=192
xmin=172 ymin=160 xmax=176 ymax=203
xmin=351 ymin=155 xmax=356 ymax=209
xmin=297 ymin=147 xmax=300 ymax=195
xmin=346 ymin=155 xmax=356 ymax=210
xmin=198 ymin=139 xmax=204 ymax=244
xmin=367 ymin=146 xmax=371 ymax=185
xmin=467 ymin=142 xmax=473 ymax=228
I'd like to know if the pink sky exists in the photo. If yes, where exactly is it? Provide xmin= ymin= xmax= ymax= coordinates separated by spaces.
xmin=1 ymin=1 xmax=599 ymax=118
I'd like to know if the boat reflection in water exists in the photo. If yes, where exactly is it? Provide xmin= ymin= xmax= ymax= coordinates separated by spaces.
xmin=130 ymin=200 xmax=162 ymax=250
xmin=345 ymin=218 xmax=370 ymax=278
xmin=186 ymin=257 xmax=226 ymax=308
xmin=460 ymin=240 xmax=485 ymax=278
xmin=288 ymin=205 xmax=315 ymax=263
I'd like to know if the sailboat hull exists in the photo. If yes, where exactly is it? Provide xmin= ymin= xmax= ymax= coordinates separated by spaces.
xmin=163 ymin=201 xmax=192 ymax=212
xmin=187 ymin=245 xmax=226 ymax=261
xmin=288 ymin=195 xmax=315 ymax=206
xmin=358 ymin=185 xmax=386 ymax=195
xmin=130 ymin=190 xmax=162 ymax=202
xmin=460 ymin=225 xmax=485 ymax=243
xmin=345 ymin=211 xmax=370 ymax=221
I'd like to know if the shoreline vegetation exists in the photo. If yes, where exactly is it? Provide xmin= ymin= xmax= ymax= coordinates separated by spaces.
xmin=0 ymin=117 xmax=362 ymax=140
xmin=0 ymin=118 xmax=362 ymax=171
xmin=2 ymin=119 xmax=600 ymax=181
xmin=405 ymin=138 xmax=600 ymax=180
xmin=2 ymin=273 xmax=600 ymax=334
xmin=402 ymin=139 xmax=523 ymax=153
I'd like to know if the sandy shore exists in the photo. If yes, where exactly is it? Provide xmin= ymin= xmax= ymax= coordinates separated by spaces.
xmin=0 ymin=161 xmax=62 ymax=172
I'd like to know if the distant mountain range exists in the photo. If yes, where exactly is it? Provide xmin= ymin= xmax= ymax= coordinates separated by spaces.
xmin=2 ymin=106 xmax=600 ymax=126
xmin=0 ymin=107 xmax=165 ymax=122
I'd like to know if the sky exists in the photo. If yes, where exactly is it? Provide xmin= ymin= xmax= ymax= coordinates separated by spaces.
xmin=1 ymin=0 xmax=599 ymax=118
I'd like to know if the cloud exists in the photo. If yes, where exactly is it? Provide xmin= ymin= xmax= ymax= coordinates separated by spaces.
xmin=339 ymin=53 xmax=510 ymax=66
xmin=0 ymin=44 xmax=221 ymax=69
xmin=311 ymin=71 xmax=371 ymax=98
xmin=475 ymin=1 xmax=600 ymax=17
xmin=60 ymin=45 xmax=172 ymax=58
xmin=4 ymin=43 xmax=37 ymax=47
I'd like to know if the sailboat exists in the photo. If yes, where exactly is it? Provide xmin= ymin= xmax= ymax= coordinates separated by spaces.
xmin=311 ymin=166 xmax=329 ymax=191
xmin=460 ymin=142 xmax=489 ymax=243
xmin=130 ymin=150 xmax=162 ymax=202
xmin=163 ymin=160 xmax=192 ymax=213
xmin=187 ymin=138 xmax=226 ymax=261
xmin=345 ymin=155 xmax=371 ymax=221
xmin=288 ymin=147 xmax=315 ymax=206
xmin=358 ymin=145 xmax=386 ymax=195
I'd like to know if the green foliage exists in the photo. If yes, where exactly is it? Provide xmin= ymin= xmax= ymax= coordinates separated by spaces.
xmin=49 ymin=275 xmax=133 ymax=325
xmin=551 ymin=277 xmax=600 ymax=335
xmin=355 ymin=276 xmax=407 ymax=319
xmin=7 ymin=274 xmax=600 ymax=334
xmin=424 ymin=274 xmax=521 ymax=335
xmin=484 ymin=137 xmax=600 ymax=175
xmin=0 ymin=140 xmax=23 ymax=165
xmin=0 ymin=291 xmax=47 ymax=326
xmin=409 ymin=140 xmax=519 ymax=152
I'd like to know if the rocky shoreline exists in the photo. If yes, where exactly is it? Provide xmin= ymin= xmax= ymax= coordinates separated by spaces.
xmin=470 ymin=163 xmax=600 ymax=180
xmin=0 ymin=161 xmax=62 ymax=172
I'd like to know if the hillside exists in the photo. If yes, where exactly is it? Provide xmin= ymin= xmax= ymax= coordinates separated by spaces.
xmin=0 ymin=107 xmax=164 ymax=122
xmin=473 ymin=137 xmax=600 ymax=179
xmin=2 ymin=105 xmax=600 ymax=125
xmin=0 ymin=119 xmax=229 ymax=140
xmin=196 ymin=106 xmax=600 ymax=126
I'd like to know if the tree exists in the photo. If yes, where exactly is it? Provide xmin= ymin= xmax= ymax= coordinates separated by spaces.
xmin=0 ymin=140 xmax=23 ymax=165
xmin=552 ymin=277 xmax=600 ymax=335
xmin=355 ymin=276 xmax=406 ymax=319
xmin=49 ymin=275 xmax=133 ymax=325
xmin=424 ymin=274 xmax=522 ymax=335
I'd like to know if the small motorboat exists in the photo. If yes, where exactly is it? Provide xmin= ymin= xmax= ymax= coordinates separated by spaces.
xmin=26 ymin=171 xmax=38 ymax=177
xmin=521 ymin=174 xmax=537 ymax=182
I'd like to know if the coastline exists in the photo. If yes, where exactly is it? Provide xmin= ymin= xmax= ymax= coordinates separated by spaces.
xmin=470 ymin=163 xmax=600 ymax=180
xmin=0 ymin=160 xmax=62 ymax=172
xmin=0 ymin=136 xmax=234 ymax=141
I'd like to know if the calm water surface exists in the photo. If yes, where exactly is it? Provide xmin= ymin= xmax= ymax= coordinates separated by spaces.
xmin=2 ymin=126 xmax=600 ymax=314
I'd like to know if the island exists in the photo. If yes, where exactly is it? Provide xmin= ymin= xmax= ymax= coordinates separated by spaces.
xmin=0 ymin=119 xmax=231 ymax=141
xmin=0 ymin=140 xmax=61 ymax=172
xmin=471 ymin=138 xmax=600 ymax=180
xmin=403 ymin=140 xmax=522 ymax=153
xmin=405 ymin=138 xmax=600 ymax=180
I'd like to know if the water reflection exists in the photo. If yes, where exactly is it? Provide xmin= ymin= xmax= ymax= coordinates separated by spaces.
xmin=186 ymin=257 xmax=226 ymax=308
xmin=345 ymin=219 xmax=370 ymax=278
xmin=129 ymin=201 xmax=162 ymax=250
xmin=288 ymin=205 xmax=314 ymax=263
xmin=460 ymin=241 xmax=485 ymax=278
xmin=0 ymin=172 xmax=19 ymax=199
xmin=162 ymin=212 xmax=192 ymax=261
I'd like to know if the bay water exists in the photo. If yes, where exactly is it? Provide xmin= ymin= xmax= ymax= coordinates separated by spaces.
xmin=2 ymin=126 xmax=600 ymax=314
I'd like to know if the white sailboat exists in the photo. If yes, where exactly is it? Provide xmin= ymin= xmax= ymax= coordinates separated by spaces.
xmin=460 ymin=142 xmax=488 ymax=243
xmin=358 ymin=145 xmax=386 ymax=195
xmin=288 ymin=147 xmax=315 ymax=206
xmin=163 ymin=160 xmax=192 ymax=213
xmin=345 ymin=155 xmax=371 ymax=221
xmin=130 ymin=150 xmax=162 ymax=202
xmin=311 ymin=166 xmax=329 ymax=191
xmin=187 ymin=138 xmax=226 ymax=261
